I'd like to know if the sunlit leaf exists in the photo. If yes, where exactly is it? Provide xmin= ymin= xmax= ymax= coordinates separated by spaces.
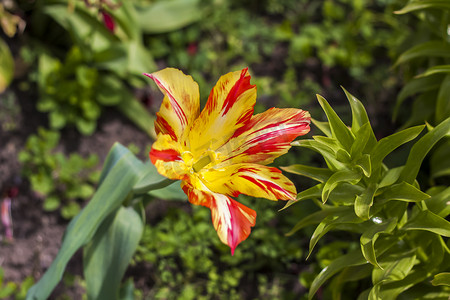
xmin=370 ymin=125 xmax=425 ymax=170
xmin=393 ymin=41 xmax=450 ymax=67
xmin=376 ymin=182 xmax=430 ymax=204
xmin=360 ymin=218 xmax=397 ymax=268
xmin=322 ymin=169 xmax=362 ymax=203
xmin=281 ymin=184 xmax=323 ymax=211
xmin=0 ymin=38 xmax=14 ymax=93
xmin=402 ymin=210 xmax=450 ymax=237
xmin=311 ymin=118 xmax=331 ymax=137
xmin=415 ymin=65 xmax=450 ymax=78
xmin=316 ymin=95 xmax=355 ymax=151
xmin=395 ymin=0 xmax=450 ymax=14
xmin=431 ymin=273 xmax=450 ymax=286
xmin=355 ymin=183 xmax=377 ymax=220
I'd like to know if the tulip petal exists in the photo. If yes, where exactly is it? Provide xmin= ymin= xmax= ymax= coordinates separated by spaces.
xmin=150 ymin=134 xmax=188 ymax=180
xmin=216 ymin=108 xmax=311 ymax=166
xmin=189 ymin=68 xmax=256 ymax=157
xmin=145 ymin=68 xmax=200 ymax=143
xmin=201 ymin=164 xmax=297 ymax=201
xmin=182 ymin=181 xmax=256 ymax=255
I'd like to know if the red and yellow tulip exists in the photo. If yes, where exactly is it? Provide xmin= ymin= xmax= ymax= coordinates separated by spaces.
xmin=145 ymin=68 xmax=310 ymax=254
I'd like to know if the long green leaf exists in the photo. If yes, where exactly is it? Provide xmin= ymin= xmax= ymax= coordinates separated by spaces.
xmin=117 ymin=98 xmax=156 ymax=138
xmin=26 ymin=144 xmax=145 ymax=300
xmin=431 ymin=273 xmax=450 ymax=286
xmin=286 ymin=206 xmax=350 ymax=236
xmin=436 ymin=74 xmax=450 ymax=123
xmin=280 ymin=165 xmax=333 ymax=182
xmin=355 ymin=183 xmax=377 ymax=220
xmin=402 ymin=210 xmax=450 ymax=237
xmin=376 ymin=182 xmax=430 ymax=204
xmin=316 ymin=95 xmax=355 ymax=151
xmin=395 ymin=0 xmax=450 ymax=14
xmin=393 ymin=41 xmax=450 ymax=67
xmin=415 ymin=65 xmax=450 ymax=78
xmin=399 ymin=117 xmax=450 ymax=184
xmin=370 ymin=125 xmax=425 ymax=170
xmin=84 ymin=206 xmax=144 ymax=300
xmin=280 ymin=184 xmax=323 ymax=211
xmin=360 ymin=218 xmax=397 ymax=268
xmin=322 ymin=169 xmax=362 ymax=203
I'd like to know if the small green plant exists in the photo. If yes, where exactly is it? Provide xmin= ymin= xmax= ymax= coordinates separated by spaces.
xmin=18 ymin=127 xmax=99 ymax=219
xmin=134 ymin=198 xmax=305 ymax=299
xmin=0 ymin=267 xmax=34 ymax=300
xmin=283 ymin=89 xmax=450 ymax=298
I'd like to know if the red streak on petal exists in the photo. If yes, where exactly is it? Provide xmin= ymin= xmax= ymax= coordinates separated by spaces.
xmin=221 ymin=68 xmax=255 ymax=116
xmin=155 ymin=114 xmax=178 ymax=142
xmin=145 ymin=74 xmax=188 ymax=126
xmin=149 ymin=148 xmax=181 ymax=165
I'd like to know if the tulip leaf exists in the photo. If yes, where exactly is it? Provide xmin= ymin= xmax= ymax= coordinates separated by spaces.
xmin=316 ymin=95 xmax=355 ymax=151
xmin=322 ymin=169 xmax=362 ymax=203
xmin=431 ymin=273 xmax=450 ymax=286
xmin=281 ymin=165 xmax=333 ymax=182
xmin=84 ymin=206 xmax=144 ymax=299
xmin=360 ymin=218 xmax=397 ymax=268
xmin=402 ymin=210 xmax=450 ymax=237
xmin=399 ymin=117 xmax=450 ymax=184
xmin=26 ymin=143 xmax=146 ymax=300
xmin=370 ymin=125 xmax=425 ymax=170
xmin=135 ymin=0 xmax=202 ymax=33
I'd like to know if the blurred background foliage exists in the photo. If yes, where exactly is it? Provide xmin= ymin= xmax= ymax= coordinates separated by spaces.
xmin=1 ymin=0 xmax=449 ymax=298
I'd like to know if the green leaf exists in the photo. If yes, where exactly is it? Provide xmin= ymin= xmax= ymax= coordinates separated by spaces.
xmin=75 ymin=118 xmax=96 ymax=136
xmin=322 ymin=169 xmax=362 ymax=203
xmin=350 ymin=123 xmax=375 ymax=158
xmin=26 ymin=143 xmax=145 ymax=300
xmin=43 ymin=196 xmax=60 ymax=211
xmin=431 ymin=273 xmax=450 ymax=286
xmin=394 ymin=75 xmax=443 ymax=120
xmin=436 ymin=74 xmax=450 ymax=123
xmin=395 ymin=0 xmax=450 ymax=14
xmin=355 ymin=154 xmax=372 ymax=177
xmin=133 ymin=161 xmax=173 ymax=194
xmin=280 ymin=184 xmax=323 ymax=211
xmin=308 ymin=209 xmax=362 ymax=257
xmin=370 ymin=125 xmax=425 ymax=170
xmin=119 ymin=278 xmax=136 ymax=300
xmin=402 ymin=210 xmax=450 ymax=237
xmin=117 ymin=98 xmax=156 ymax=138
xmin=61 ymin=202 xmax=81 ymax=219
xmin=309 ymin=248 xmax=367 ymax=300
xmin=415 ymin=65 xmax=450 ymax=78
xmin=286 ymin=206 xmax=350 ymax=236
xmin=135 ymin=0 xmax=202 ymax=34
xmin=311 ymin=118 xmax=332 ymax=137
xmin=376 ymin=182 xmax=430 ymax=204
xmin=360 ymin=218 xmax=397 ymax=268
xmin=425 ymin=186 xmax=450 ymax=217
xmin=393 ymin=41 xmax=450 ymax=67
xmin=148 ymin=181 xmax=186 ymax=201
xmin=399 ymin=117 xmax=450 ymax=184
xmin=84 ymin=206 xmax=144 ymax=299
xmin=97 ymin=75 xmax=126 ymax=106
xmin=355 ymin=183 xmax=377 ymax=220
xmin=293 ymin=139 xmax=346 ymax=171
xmin=379 ymin=167 xmax=403 ymax=188
xmin=316 ymin=95 xmax=355 ymax=151
xmin=49 ymin=110 xmax=67 ymax=129
xmin=431 ymin=140 xmax=450 ymax=178
xmin=280 ymin=165 xmax=333 ymax=182
xmin=0 ymin=38 xmax=14 ymax=93
xmin=342 ymin=87 xmax=372 ymax=135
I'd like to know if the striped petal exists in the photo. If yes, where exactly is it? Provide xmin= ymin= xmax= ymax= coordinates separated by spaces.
xmin=216 ymin=108 xmax=310 ymax=166
xmin=189 ymin=68 xmax=256 ymax=158
xmin=150 ymin=134 xmax=188 ymax=180
xmin=145 ymin=68 xmax=200 ymax=144
xmin=182 ymin=181 xmax=256 ymax=255
xmin=201 ymin=164 xmax=297 ymax=200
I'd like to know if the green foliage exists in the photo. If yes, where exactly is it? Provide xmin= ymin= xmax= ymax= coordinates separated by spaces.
xmin=284 ymin=90 xmax=450 ymax=299
xmin=0 ymin=267 xmax=34 ymax=300
xmin=18 ymin=127 xmax=99 ymax=219
xmin=134 ymin=197 xmax=305 ymax=299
